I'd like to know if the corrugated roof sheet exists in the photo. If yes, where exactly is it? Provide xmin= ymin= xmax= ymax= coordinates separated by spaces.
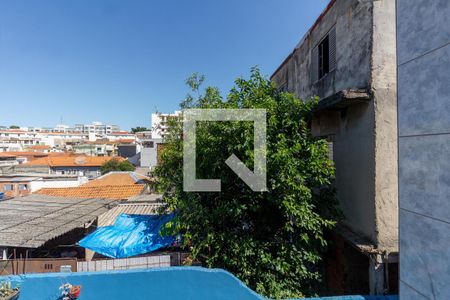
xmin=0 ymin=194 xmax=117 ymax=248
xmin=98 ymin=202 xmax=165 ymax=227
xmin=35 ymin=184 xmax=145 ymax=200
xmin=128 ymin=193 xmax=163 ymax=202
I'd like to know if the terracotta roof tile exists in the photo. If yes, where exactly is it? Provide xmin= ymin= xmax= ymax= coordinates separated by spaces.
xmin=0 ymin=151 xmax=48 ymax=157
xmin=29 ymin=145 xmax=50 ymax=150
xmin=82 ymin=172 xmax=149 ymax=187
xmin=23 ymin=155 xmax=125 ymax=167
xmin=35 ymin=184 xmax=145 ymax=200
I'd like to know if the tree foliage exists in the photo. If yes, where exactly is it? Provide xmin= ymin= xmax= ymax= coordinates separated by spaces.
xmin=101 ymin=158 xmax=135 ymax=174
xmin=131 ymin=126 xmax=150 ymax=133
xmin=156 ymin=69 xmax=339 ymax=298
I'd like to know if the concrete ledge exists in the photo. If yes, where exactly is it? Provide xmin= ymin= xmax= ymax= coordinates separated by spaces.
xmin=336 ymin=225 xmax=399 ymax=263
xmin=314 ymin=89 xmax=371 ymax=112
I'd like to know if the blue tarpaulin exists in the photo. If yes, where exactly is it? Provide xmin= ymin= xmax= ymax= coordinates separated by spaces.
xmin=79 ymin=213 xmax=176 ymax=258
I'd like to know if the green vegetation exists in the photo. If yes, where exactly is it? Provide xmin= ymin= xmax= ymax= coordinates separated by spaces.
xmin=0 ymin=281 xmax=19 ymax=298
xmin=101 ymin=158 xmax=135 ymax=174
xmin=131 ymin=127 xmax=150 ymax=133
xmin=156 ymin=68 xmax=339 ymax=298
xmin=9 ymin=125 xmax=19 ymax=129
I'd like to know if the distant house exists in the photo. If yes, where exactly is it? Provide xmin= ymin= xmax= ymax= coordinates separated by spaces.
xmin=74 ymin=139 xmax=136 ymax=157
xmin=106 ymin=131 xmax=137 ymax=142
xmin=15 ymin=155 xmax=126 ymax=179
xmin=26 ymin=145 xmax=51 ymax=153
xmin=138 ymin=131 xmax=164 ymax=169
xmin=34 ymin=172 xmax=149 ymax=200
xmin=0 ymin=151 xmax=49 ymax=165
xmin=0 ymin=174 xmax=87 ymax=198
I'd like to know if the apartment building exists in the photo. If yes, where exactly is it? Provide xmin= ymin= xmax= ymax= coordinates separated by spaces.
xmin=74 ymin=122 xmax=120 ymax=135
xmin=271 ymin=0 xmax=397 ymax=295
xmin=0 ymin=129 xmax=41 ymax=152
xmin=151 ymin=111 xmax=181 ymax=140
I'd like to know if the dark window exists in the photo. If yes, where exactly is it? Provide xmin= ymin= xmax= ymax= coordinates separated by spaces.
xmin=18 ymin=184 xmax=28 ymax=191
xmin=144 ymin=141 xmax=154 ymax=148
xmin=3 ymin=184 xmax=13 ymax=191
xmin=312 ymin=26 xmax=336 ymax=82
xmin=318 ymin=35 xmax=330 ymax=78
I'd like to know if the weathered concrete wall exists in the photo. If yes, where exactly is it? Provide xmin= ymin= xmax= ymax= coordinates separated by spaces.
xmin=272 ymin=0 xmax=377 ymax=245
xmin=371 ymin=0 xmax=398 ymax=252
xmin=271 ymin=0 xmax=372 ymax=100
xmin=272 ymin=0 xmax=399 ymax=253
xmin=13 ymin=165 xmax=50 ymax=174
xmin=397 ymin=0 xmax=450 ymax=298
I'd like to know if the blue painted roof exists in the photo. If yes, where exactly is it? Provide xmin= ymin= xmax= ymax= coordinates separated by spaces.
xmin=0 ymin=267 xmax=398 ymax=300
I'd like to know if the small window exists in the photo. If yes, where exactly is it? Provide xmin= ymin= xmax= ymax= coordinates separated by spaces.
xmin=312 ymin=26 xmax=336 ymax=82
xmin=318 ymin=35 xmax=330 ymax=78
xmin=3 ymin=184 xmax=13 ymax=191
xmin=18 ymin=184 xmax=28 ymax=191
xmin=144 ymin=141 xmax=154 ymax=148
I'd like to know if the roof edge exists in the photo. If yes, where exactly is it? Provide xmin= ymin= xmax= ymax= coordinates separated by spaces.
xmin=270 ymin=0 xmax=337 ymax=80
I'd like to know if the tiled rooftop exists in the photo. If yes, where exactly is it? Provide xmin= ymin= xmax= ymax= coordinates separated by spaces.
xmin=29 ymin=145 xmax=51 ymax=150
xmin=82 ymin=172 xmax=149 ymax=187
xmin=23 ymin=155 xmax=124 ymax=167
xmin=35 ymin=184 xmax=145 ymax=200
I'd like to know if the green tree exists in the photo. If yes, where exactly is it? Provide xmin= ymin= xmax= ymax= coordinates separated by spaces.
xmin=9 ymin=125 xmax=20 ymax=129
xmin=131 ymin=127 xmax=150 ymax=133
xmin=156 ymin=69 xmax=339 ymax=298
xmin=101 ymin=158 xmax=135 ymax=174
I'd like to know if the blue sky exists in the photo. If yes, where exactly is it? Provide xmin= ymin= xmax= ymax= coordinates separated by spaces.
xmin=0 ymin=0 xmax=329 ymax=130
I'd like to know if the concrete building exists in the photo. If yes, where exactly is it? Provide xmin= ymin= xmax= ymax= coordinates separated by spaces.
xmin=74 ymin=122 xmax=120 ymax=135
xmin=129 ymin=131 xmax=164 ymax=170
xmin=397 ymin=0 xmax=450 ymax=299
xmin=271 ymin=0 xmax=397 ymax=294
xmin=105 ymin=131 xmax=136 ymax=142
xmin=0 ymin=129 xmax=41 ymax=152
xmin=0 ymin=174 xmax=87 ymax=198
xmin=73 ymin=141 xmax=116 ymax=156
xmin=151 ymin=111 xmax=181 ymax=140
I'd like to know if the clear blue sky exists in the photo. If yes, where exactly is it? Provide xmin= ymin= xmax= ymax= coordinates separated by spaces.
xmin=0 ymin=0 xmax=329 ymax=130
